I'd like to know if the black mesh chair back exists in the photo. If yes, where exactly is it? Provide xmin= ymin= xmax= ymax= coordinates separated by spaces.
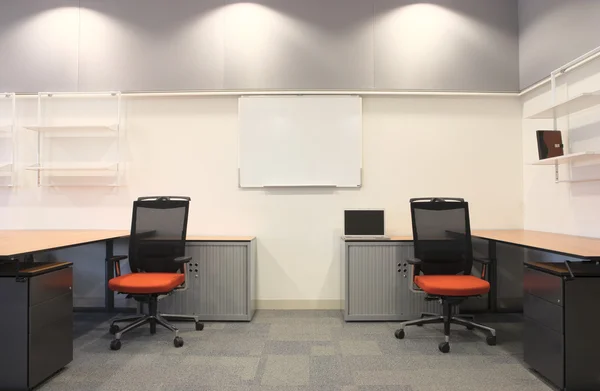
xmin=410 ymin=197 xmax=473 ymax=276
xmin=128 ymin=196 xmax=190 ymax=274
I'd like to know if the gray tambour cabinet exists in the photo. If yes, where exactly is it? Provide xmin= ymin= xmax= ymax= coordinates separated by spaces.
xmin=159 ymin=237 xmax=257 ymax=321
xmin=342 ymin=238 xmax=442 ymax=321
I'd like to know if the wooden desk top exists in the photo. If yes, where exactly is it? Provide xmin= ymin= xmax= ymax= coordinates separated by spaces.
xmin=0 ymin=230 xmax=256 ymax=257
xmin=343 ymin=230 xmax=600 ymax=258
xmin=0 ymin=230 xmax=131 ymax=257
xmin=525 ymin=261 xmax=570 ymax=275
xmin=471 ymin=230 xmax=600 ymax=258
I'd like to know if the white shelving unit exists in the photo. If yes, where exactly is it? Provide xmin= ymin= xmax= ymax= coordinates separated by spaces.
xmin=27 ymin=92 xmax=124 ymax=187
xmin=529 ymin=152 xmax=600 ymax=183
xmin=25 ymin=125 xmax=118 ymax=133
xmin=530 ymin=152 xmax=600 ymax=166
xmin=527 ymin=51 xmax=600 ymax=183
xmin=557 ymin=179 xmax=600 ymax=184
xmin=0 ymin=163 xmax=12 ymax=174
xmin=25 ymin=163 xmax=118 ymax=172
xmin=526 ymin=92 xmax=600 ymax=120
xmin=0 ymin=93 xmax=16 ymax=187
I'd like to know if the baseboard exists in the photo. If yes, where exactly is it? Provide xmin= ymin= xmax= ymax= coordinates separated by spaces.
xmin=73 ymin=297 xmax=105 ymax=308
xmin=256 ymin=299 xmax=342 ymax=310
xmin=73 ymin=296 xmax=136 ymax=309
xmin=74 ymin=298 xmax=341 ymax=310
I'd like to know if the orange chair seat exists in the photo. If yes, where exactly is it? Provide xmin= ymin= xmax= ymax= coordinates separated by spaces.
xmin=415 ymin=275 xmax=490 ymax=296
xmin=108 ymin=273 xmax=185 ymax=294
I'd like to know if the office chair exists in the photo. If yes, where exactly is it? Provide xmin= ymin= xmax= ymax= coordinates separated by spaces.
xmin=106 ymin=196 xmax=203 ymax=351
xmin=394 ymin=198 xmax=496 ymax=353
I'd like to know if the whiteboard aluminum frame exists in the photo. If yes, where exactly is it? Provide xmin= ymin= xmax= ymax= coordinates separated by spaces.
xmin=237 ymin=95 xmax=363 ymax=189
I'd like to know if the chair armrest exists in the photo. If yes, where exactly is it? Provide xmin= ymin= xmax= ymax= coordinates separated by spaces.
xmin=404 ymin=258 xmax=423 ymax=294
xmin=107 ymin=255 xmax=128 ymax=277
xmin=473 ymin=257 xmax=491 ymax=265
xmin=174 ymin=256 xmax=192 ymax=264
xmin=473 ymin=257 xmax=491 ymax=279
xmin=107 ymin=255 xmax=128 ymax=262
xmin=173 ymin=256 xmax=192 ymax=292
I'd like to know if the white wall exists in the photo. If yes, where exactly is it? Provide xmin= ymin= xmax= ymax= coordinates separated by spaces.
xmin=518 ymin=0 xmax=600 ymax=89
xmin=522 ymin=59 xmax=600 ymax=238
xmin=0 ymin=95 xmax=523 ymax=307
xmin=0 ymin=0 xmax=519 ymax=92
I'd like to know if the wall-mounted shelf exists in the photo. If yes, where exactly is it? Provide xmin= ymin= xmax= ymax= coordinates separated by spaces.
xmin=557 ymin=179 xmax=600 ymax=184
xmin=530 ymin=152 xmax=600 ymax=183
xmin=0 ymin=163 xmax=12 ymax=175
xmin=0 ymin=93 xmax=16 ymax=187
xmin=527 ymin=92 xmax=600 ymax=119
xmin=27 ymin=92 xmax=124 ymax=187
xmin=527 ymin=49 xmax=600 ymax=185
xmin=24 ymin=125 xmax=118 ymax=133
xmin=531 ymin=152 xmax=600 ymax=166
xmin=25 ymin=164 xmax=119 ymax=187
xmin=25 ymin=163 xmax=118 ymax=172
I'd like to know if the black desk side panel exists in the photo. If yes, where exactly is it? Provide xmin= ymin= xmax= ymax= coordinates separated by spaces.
xmin=565 ymin=277 xmax=600 ymax=390
xmin=0 ymin=277 xmax=28 ymax=390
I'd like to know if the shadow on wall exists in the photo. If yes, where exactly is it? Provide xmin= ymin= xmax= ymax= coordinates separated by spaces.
xmin=317 ymin=229 xmax=345 ymax=306
xmin=569 ymin=120 xmax=600 ymax=145
xmin=0 ymin=0 xmax=80 ymax=30
xmin=255 ymin=239 xmax=301 ymax=301
xmin=78 ymin=0 xmax=223 ymax=34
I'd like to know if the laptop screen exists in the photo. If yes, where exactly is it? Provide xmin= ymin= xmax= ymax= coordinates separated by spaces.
xmin=344 ymin=210 xmax=385 ymax=236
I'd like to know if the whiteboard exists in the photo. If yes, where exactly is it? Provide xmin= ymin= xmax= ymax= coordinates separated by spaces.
xmin=238 ymin=96 xmax=362 ymax=188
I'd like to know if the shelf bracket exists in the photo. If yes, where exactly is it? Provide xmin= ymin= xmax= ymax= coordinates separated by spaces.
xmin=554 ymin=161 xmax=559 ymax=183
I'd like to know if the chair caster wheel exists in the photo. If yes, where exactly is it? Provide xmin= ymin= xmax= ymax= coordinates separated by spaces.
xmin=486 ymin=336 xmax=496 ymax=346
xmin=174 ymin=336 xmax=184 ymax=348
xmin=196 ymin=322 xmax=204 ymax=331
xmin=109 ymin=324 xmax=120 ymax=335
xmin=438 ymin=342 xmax=450 ymax=353
xmin=110 ymin=339 xmax=121 ymax=351
xmin=395 ymin=329 xmax=405 ymax=339
xmin=466 ymin=325 xmax=475 ymax=330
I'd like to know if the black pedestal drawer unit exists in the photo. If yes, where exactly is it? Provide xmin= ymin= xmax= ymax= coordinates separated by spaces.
xmin=0 ymin=263 xmax=73 ymax=391
xmin=524 ymin=264 xmax=600 ymax=391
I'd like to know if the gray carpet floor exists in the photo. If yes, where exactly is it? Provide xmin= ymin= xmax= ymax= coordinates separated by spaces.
xmin=37 ymin=311 xmax=556 ymax=391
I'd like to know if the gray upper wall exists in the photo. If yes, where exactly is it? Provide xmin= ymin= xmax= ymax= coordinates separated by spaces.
xmin=0 ymin=0 xmax=519 ymax=93
xmin=519 ymin=0 xmax=600 ymax=89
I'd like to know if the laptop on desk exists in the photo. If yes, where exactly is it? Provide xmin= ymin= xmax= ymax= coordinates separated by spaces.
xmin=343 ymin=209 xmax=389 ymax=240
